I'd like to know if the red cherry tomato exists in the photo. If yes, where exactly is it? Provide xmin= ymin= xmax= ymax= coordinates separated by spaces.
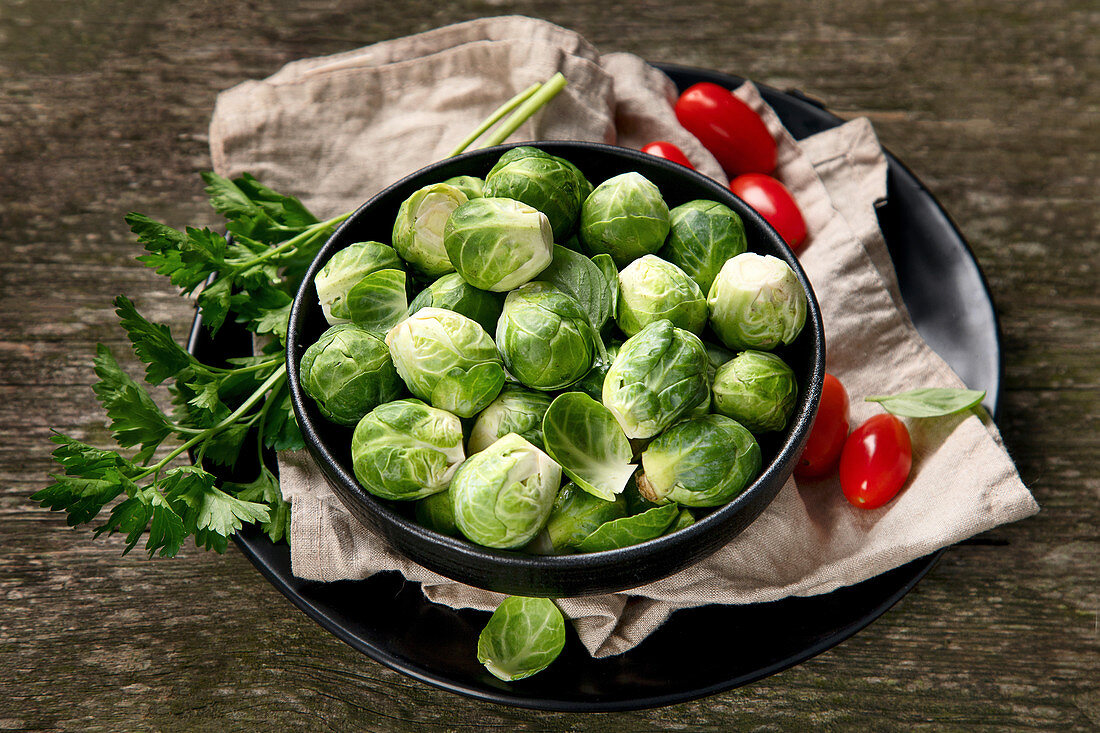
xmin=641 ymin=141 xmax=695 ymax=169
xmin=674 ymin=82 xmax=777 ymax=176
xmin=729 ymin=173 xmax=808 ymax=250
xmin=795 ymin=373 xmax=849 ymax=479
xmin=839 ymin=414 xmax=912 ymax=510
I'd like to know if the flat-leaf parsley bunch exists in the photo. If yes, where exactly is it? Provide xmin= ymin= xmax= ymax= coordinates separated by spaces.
xmin=35 ymin=74 xmax=567 ymax=557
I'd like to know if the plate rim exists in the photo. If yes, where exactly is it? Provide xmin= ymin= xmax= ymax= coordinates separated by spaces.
xmin=186 ymin=61 xmax=1004 ymax=712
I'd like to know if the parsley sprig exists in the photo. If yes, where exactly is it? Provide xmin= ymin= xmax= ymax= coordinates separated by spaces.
xmin=36 ymin=174 xmax=341 ymax=556
xmin=35 ymin=73 xmax=567 ymax=558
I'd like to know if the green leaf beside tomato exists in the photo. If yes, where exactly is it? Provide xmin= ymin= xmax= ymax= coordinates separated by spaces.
xmin=865 ymin=388 xmax=986 ymax=418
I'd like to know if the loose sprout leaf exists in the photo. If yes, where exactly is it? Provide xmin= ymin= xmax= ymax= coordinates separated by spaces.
xmin=575 ymin=503 xmax=680 ymax=553
xmin=346 ymin=268 xmax=408 ymax=332
xmin=865 ymin=388 xmax=986 ymax=418
xmin=533 ymin=244 xmax=613 ymax=330
xmin=592 ymin=253 xmax=619 ymax=316
xmin=477 ymin=596 xmax=566 ymax=681
xmin=542 ymin=392 xmax=637 ymax=501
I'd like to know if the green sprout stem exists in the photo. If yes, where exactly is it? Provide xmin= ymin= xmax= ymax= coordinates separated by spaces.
xmin=446 ymin=81 xmax=543 ymax=158
xmin=474 ymin=73 xmax=567 ymax=150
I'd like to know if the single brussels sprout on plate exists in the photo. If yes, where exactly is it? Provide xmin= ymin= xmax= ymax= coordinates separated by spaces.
xmin=496 ymin=284 xmax=597 ymax=391
xmin=344 ymin=268 xmax=408 ymax=332
xmin=392 ymin=182 xmax=467 ymax=277
xmin=468 ymin=384 xmax=554 ymax=454
xmin=638 ymin=414 xmax=762 ymax=507
xmin=574 ymin=503 xmax=680 ymax=553
xmin=542 ymin=392 xmax=637 ymax=502
xmin=579 ymin=172 xmax=670 ymax=267
xmin=414 ymin=488 xmax=459 ymax=537
xmin=602 ymin=319 xmax=710 ymax=440
xmin=314 ymin=241 xmax=403 ymax=325
xmin=484 ymin=149 xmax=586 ymax=239
xmin=385 ymin=307 xmax=506 ymax=418
xmin=534 ymin=245 xmax=616 ymax=331
xmin=711 ymin=350 xmax=798 ymax=432
xmin=406 ymin=271 xmax=502 ymax=335
xmin=350 ymin=398 xmax=465 ymax=501
xmin=660 ymin=199 xmax=747 ymax=293
xmin=443 ymin=197 xmax=553 ymax=292
xmin=616 ymin=254 xmax=707 ymax=337
xmin=477 ymin=596 xmax=565 ymax=681
xmin=707 ymin=252 xmax=807 ymax=351
xmin=450 ymin=433 xmax=562 ymax=549
xmin=544 ymin=482 xmax=627 ymax=552
xmin=299 ymin=324 xmax=403 ymax=425
xmin=442 ymin=175 xmax=485 ymax=200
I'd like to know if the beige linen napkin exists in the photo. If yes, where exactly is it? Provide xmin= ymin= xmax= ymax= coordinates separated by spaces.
xmin=209 ymin=16 xmax=1038 ymax=658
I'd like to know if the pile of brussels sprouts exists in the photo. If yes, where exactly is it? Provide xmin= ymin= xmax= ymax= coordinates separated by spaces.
xmin=299 ymin=146 xmax=808 ymax=554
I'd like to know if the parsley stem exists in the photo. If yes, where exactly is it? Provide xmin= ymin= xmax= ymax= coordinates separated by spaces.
xmin=135 ymin=363 xmax=288 ymax=480
xmin=236 ymin=212 xmax=351 ymax=269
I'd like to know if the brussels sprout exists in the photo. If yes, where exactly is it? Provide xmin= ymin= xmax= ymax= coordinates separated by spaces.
xmin=542 ymin=392 xmax=636 ymax=501
xmin=350 ymin=398 xmax=465 ymax=501
xmin=711 ymin=350 xmax=798 ymax=432
xmin=602 ymin=320 xmax=710 ymax=439
xmin=616 ymin=255 xmax=707 ymax=337
xmin=545 ymin=482 xmax=627 ymax=551
xmin=486 ymin=145 xmax=551 ymax=178
xmin=385 ymin=308 xmax=506 ymax=418
xmin=443 ymin=197 xmax=553 ymax=292
xmin=496 ymin=284 xmax=597 ymax=391
xmin=574 ymin=503 xmax=680 ymax=553
xmin=534 ymin=245 xmax=615 ymax=331
xmin=314 ymin=241 xmax=403 ymax=325
xmin=468 ymin=385 xmax=554 ymax=454
xmin=707 ymin=252 xmax=807 ymax=351
xmin=450 ymin=433 xmax=562 ymax=549
xmin=484 ymin=150 xmax=585 ymax=239
xmin=477 ymin=596 xmax=565 ymax=681
xmin=638 ymin=414 xmax=762 ymax=507
xmin=299 ymin=324 xmax=403 ymax=426
xmin=660 ymin=200 xmax=747 ymax=293
xmin=572 ymin=344 xmax=620 ymax=401
xmin=442 ymin=175 xmax=485 ymax=199
xmin=392 ymin=182 xmax=467 ymax=277
xmin=579 ymin=172 xmax=670 ymax=267
xmin=406 ymin=271 xmax=503 ymax=335
xmin=415 ymin=488 xmax=460 ymax=537
xmin=345 ymin=268 xmax=408 ymax=332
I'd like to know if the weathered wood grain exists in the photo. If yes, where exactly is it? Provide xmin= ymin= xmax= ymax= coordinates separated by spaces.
xmin=1 ymin=1 xmax=1096 ymax=730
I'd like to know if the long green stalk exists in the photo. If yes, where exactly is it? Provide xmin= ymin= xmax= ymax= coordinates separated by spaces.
xmin=446 ymin=82 xmax=543 ymax=158
xmin=474 ymin=73 xmax=568 ymax=150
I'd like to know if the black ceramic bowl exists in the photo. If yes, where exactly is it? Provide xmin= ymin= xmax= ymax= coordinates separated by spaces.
xmin=287 ymin=141 xmax=825 ymax=598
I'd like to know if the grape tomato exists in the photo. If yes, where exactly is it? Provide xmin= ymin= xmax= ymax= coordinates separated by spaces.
xmin=839 ymin=414 xmax=912 ymax=510
xmin=640 ymin=141 xmax=695 ymax=169
xmin=729 ymin=173 xmax=808 ymax=250
xmin=794 ymin=373 xmax=849 ymax=479
xmin=674 ymin=82 xmax=777 ymax=177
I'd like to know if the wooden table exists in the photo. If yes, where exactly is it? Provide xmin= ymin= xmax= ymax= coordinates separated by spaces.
xmin=3 ymin=2 xmax=1096 ymax=730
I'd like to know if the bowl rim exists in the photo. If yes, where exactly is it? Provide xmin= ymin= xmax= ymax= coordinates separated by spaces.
xmin=286 ymin=140 xmax=825 ymax=589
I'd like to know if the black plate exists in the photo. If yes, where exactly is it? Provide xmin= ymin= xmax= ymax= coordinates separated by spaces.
xmin=187 ymin=63 xmax=1002 ymax=712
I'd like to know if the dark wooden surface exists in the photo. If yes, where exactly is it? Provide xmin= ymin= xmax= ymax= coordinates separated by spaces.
xmin=3 ymin=2 xmax=1097 ymax=730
